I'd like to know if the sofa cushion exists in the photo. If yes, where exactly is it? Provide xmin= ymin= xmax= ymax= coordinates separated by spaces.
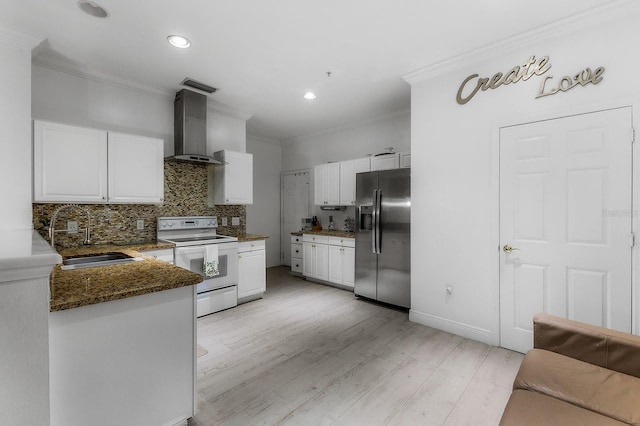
xmin=514 ymin=349 xmax=640 ymax=425
xmin=500 ymin=389 xmax=628 ymax=426
xmin=534 ymin=313 xmax=640 ymax=377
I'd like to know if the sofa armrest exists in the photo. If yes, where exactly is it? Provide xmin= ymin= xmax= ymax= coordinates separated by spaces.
xmin=533 ymin=313 xmax=640 ymax=378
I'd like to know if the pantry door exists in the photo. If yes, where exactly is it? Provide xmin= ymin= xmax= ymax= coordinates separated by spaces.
xmin=281 ymin=171 xmax=310 ymax=265
xmin=499 ymin=108 xmax=633 ymax=353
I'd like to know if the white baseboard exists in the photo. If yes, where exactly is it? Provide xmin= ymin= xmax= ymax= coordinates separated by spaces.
xmin=409 ymin=309 xmax=497 ymax=346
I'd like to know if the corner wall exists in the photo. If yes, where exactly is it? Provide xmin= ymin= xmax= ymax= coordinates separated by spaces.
xmin=246 ymin=135 xmax=282 ymax=267
xmin=408 ymin=4 xmax=640 ymax=343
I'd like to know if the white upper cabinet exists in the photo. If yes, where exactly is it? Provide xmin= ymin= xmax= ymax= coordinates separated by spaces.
xmin=399 ymin=151 xmax=411 ymax=168
xmin=370 ymin=153 xmax=399 ymax=171
xmin=212 ymin=150 xmax=253 ymax=205
xmin=33 ymin=120 xmax=108 ymax=203
xmin=108 ymin=132 xmax=164 ymax=204
xmin=314 ymin=162 xmax=340 ymax=206
xmin=339 ymin=157 xmax=370 ymax=206
xmin=33 ymin=120 xmax=164 ymax=204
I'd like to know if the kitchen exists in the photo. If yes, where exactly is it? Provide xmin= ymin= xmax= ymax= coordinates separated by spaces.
xmin=2 ymin=1 xmax=640 ymax=425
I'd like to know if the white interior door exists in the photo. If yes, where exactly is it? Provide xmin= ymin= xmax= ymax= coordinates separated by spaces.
xmin=499 ymin=108 xmax=633 ymax=353
xmin=281 ymin=171 xmax=310 ymax=265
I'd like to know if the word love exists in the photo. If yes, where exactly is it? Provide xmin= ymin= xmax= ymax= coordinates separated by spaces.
xmin=536 ymin=66 xmax=605 ymax=98
xmin=456 ymin=55 xmax=551 ymax=105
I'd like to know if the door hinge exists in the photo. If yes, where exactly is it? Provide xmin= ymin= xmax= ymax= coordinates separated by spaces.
xmin=632 ymin=128 xmax=636 ymax=144
xmin=630 ymin=232 xmax=635 ymax=248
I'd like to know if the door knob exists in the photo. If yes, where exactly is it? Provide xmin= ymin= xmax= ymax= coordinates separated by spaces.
xmin=503 ymin=244 xmax=520 ymax=253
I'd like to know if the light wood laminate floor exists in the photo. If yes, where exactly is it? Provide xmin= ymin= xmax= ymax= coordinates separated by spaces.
xmin=190 ymin=267 xmax=523 ymax=426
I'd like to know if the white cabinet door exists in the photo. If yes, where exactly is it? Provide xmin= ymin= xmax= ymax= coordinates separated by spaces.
xmin=399 ymin=151 xmax=411 ymax=168
xmin=328 ymin=244 xmax=343 ymax=284
xmin=342 ymin=246 xmax=355 ymax=288
xmin=327 ymin=238 xmax=355 ymax=288
xmin=314 ymin=163 xmax=340 ymax=205
xmin=238 ymin=248 xmax=266 ymax=299
xmin=371 ymin=153 xmax=399 ymax=171
xmin=108 ymin=132 xmax=164 ymax=204
xmin=302 ymin=239 xmax=328 ymax=280
xmin=33 ymin=120 xmax=108 ymax=203
xmin=340 ymin=157 xmax=370 ymax=206
xmin=315 ymin=243 xmax=329 ymax=281
xmin=302 ymin=241 xmax=315 ymax=277
xmin=213 ymin=150 xmax=253 ymax=204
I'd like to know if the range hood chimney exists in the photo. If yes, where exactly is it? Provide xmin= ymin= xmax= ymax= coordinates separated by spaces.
xmin=172 ymin=89 xmax=222 ymax=164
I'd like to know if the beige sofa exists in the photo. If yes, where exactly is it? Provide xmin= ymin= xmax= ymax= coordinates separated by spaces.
xmin=500 ymin=313 xmax=640 ymax=425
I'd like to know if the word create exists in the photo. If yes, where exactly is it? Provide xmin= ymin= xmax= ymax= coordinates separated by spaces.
xmin=536 ymin=67 xmax=605 ymax=98
xmin=456 ymin=55 xmax=551 ymax=105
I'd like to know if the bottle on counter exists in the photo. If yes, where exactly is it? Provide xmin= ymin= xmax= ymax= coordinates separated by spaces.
xmin=328 ymin=215 xmax=335 ymax=230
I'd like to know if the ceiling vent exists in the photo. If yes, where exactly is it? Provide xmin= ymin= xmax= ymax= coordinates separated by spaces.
xmin=180 ymin=77 xmax=218 ymax=94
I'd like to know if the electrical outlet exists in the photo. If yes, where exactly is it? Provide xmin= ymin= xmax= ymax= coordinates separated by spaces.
xmin=67 ymin=221 xmax=78 ymax=234
xmin=221 ymin=217 xmax=228 ymax=226
xmin=137 ymin=219 xmax=144 ymax=230
xmin=232 ymin=217 xmax=240 ymax=226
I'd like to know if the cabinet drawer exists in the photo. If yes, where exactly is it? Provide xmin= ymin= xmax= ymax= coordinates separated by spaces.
xmin=302 ymin=234 xmax=329 ymax=244
xmin=291 ymin=235 xmax=303 ymax=244
xmin=291 ymin=260 xmax=303 ymax=273
xmin=238 ymin=239 xmax=266 ymax=253
xmin=291 ymin=243 xmax=302 ymax=258
xmin=328 ymin=236 xmax=355 ymax=248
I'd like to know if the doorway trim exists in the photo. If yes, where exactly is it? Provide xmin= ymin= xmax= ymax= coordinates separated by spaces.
xmin=490 ymin=98 xmax=640 ymax=347
xmin=280 ymin=168 xmax=311 ymax=265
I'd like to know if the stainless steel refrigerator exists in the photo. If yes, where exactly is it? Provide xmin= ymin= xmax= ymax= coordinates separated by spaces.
xmin=355 ymin=168 xmax=410 ymax=308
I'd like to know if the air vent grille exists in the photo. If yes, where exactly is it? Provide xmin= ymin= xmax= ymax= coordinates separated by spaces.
xmin=180 ymin=78 xmax=218 ymax=94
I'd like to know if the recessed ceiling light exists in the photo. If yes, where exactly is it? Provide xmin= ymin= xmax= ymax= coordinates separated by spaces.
xmin=77 ymin=0 xmax=109 ymax=18
xmin=304 ymin=92 xmax=317 ymax=100
xmin=167 ymin=35 xmax=191 ymax=49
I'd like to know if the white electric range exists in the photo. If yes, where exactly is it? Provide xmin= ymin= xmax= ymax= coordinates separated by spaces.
xmin=157 ymin=216 xmax=238 ymax=317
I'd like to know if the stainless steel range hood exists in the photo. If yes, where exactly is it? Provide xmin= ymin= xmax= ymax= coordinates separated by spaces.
xmin=172 ymin=89 xmax=222 ymax=164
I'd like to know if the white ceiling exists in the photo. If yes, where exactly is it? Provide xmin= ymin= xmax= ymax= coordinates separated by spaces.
xmin=1 ymin=0 xmax=617 ymax=141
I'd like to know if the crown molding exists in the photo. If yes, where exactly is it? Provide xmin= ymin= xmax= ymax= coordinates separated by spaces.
xmin=403 ymin=0 xmax=640 ymax=84
xmin=0 ymin=26 xmax=43 ymax=51
xmin=32 ymin=51 xmax=253 ymax=121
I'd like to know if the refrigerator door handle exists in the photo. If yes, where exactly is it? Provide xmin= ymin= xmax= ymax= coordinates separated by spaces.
xmin=372 ymin=189 xmax=378 ymax=254
xmin=375 ymin=189 xmax=382 ymax=254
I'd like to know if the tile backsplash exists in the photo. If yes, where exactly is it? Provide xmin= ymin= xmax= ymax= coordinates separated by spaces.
xmin=33 ymin=160 xmax=246 ymax=249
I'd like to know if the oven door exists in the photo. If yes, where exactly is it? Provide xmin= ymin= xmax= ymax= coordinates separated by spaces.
xmin=174 ymin=242 xmax=238 ymax=293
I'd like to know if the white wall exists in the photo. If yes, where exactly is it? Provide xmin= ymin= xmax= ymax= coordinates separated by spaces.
xmin=246 ymin=135 xmax=282 ymax=267
xmin=0 ymin=26 xmax=52 ymax=426
xmin=281 ymin=110 xmax=410 ymax=228
xmin=32 ymin=64 xmax=247 ymax=155
xmin=0 ymin=30 xmax=37 ymax=231
xmin=408 ymin=5 xmax=640 ymax=344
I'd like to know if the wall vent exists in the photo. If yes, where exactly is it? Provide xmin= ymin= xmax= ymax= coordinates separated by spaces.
xmin=180 ymin=77 xmax=218 ymax=94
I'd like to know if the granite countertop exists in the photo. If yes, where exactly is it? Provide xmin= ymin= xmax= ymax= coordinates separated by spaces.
xmin=236 ymin=234 xmax=269 ymax=242
xmin=50 ymin=242 xmax=202 ymax=312
xmin=299 ymin=230 xmax=355 ymax=238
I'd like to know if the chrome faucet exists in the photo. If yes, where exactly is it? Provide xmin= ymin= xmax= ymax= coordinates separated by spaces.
xmin=49 ymin=204 xmax=92 ymax=248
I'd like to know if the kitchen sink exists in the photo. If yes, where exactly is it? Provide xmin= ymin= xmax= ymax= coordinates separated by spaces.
xmin=61 ymin=252 xmax=143 ymax=270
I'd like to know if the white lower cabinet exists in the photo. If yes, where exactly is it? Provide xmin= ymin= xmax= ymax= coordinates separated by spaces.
xmin=237 ymin=240 xmax=266 ymax=302
xmin=328 ymin=237 xmax=355 ymax=288
xmin=303 ymin=234 xmax=354 ymax=289
xmin=302 ymin=234 xmax=329 ymax=281
xmin=49 ymin=286 xmax=195 ymax=426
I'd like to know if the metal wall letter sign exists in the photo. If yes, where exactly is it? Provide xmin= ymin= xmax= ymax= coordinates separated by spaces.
xmin=455 ymin=55 xmax=605 ymax=105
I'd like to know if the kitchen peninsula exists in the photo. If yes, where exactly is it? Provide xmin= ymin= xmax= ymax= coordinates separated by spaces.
xmin=49 ymin=243 xmax=202 ymax=426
